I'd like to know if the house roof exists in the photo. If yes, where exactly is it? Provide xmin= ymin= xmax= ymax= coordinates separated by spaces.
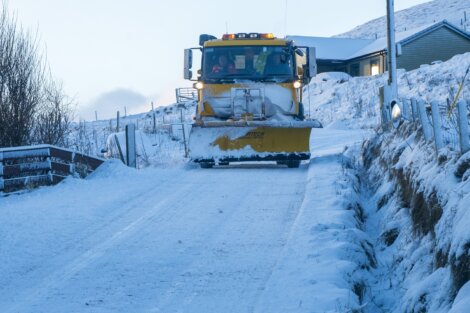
xmin=287 ymin=36 xmax=373 ymax=61
xmin=288 ymin=20 xmax=470 ymax=61
xmin=348 ymin=20 xmax=470 ymax=59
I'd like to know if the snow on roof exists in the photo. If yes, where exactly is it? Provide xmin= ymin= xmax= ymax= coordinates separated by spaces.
xmin=348 ymin=20 xmax=467 ymax=59
xmin=287 ymin=36 xmax=374 ymax=61
xmin=346 ymin=23 xmax=435 ymax=59
xmin=290 ymin=20 xmax=470 ymax=61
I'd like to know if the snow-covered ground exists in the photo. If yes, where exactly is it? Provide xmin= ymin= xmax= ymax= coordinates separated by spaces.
xmin=0 ymin=126 xmax=372 ymax=313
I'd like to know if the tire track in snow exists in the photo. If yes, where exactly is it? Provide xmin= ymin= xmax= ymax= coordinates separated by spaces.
xmin=2 ymin=174 xmax=198 ymax=313
xmin=2 ymin=165 xmax=310 ymax=313
xmin=150 ymin=166 xmax=309 ymax=313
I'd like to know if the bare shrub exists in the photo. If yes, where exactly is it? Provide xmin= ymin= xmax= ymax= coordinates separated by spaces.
xmin=0 ymin=3 xmax=73 ymax=148
xmin=32 ymin=81 xmax=75 ymax=146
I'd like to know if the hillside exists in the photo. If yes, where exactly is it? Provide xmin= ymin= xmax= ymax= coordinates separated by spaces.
xmin=337 ymin=0 xmax=470 ymax=39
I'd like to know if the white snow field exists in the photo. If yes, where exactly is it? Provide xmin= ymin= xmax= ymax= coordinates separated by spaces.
xmin=0 ymin=127 xmax=369 ymax=313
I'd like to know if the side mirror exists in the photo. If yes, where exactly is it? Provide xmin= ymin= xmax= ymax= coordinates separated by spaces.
xmin=307 ymin=47 xmax=317 ymax=79
xmin=184 ymin=49 xmax=193 ymax=80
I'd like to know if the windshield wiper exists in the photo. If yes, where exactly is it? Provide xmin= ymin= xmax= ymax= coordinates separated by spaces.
xmin=218 ymin=78 xmax=235 ymax=83
xmin=204 ymin=78 xmax=235 ymax=83
xmin=255 ymin=78 xmax=278 ymax=82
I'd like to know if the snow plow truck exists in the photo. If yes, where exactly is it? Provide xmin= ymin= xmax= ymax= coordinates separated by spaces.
xmin=184 ymin=33 xmax=321 ymax=168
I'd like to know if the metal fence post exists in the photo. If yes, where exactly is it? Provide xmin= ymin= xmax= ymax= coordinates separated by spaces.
xmin=152 ymin=101 xmax=157 ymax=134
xmin=114 ymin=135 xmax=125 ymax=164
xmin=430 ymin=100 xmax=444 ymax=152
xmin=180 ymin=109 xmax=188 ymax=157
xmin=126 ymin=124 xmax=137 ymax=168
xmin=418 ymin=99 xmax=433 ymax=141
xmin=457 ymin=100 xmax=470 ymax=154
xmin=116 ymin=111 xmax=120 ymax=132
xmin=411 ymin=98 xmax=418 ymax=121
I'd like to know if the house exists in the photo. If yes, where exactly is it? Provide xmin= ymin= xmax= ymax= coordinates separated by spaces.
xmin=289 ymin=20 xmax=470 ymax=77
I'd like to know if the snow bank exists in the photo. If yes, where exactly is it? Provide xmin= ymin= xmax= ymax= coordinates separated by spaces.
xmin=254 ymin=128 xmax=373 ymax=312
xmin=361 ymin=122 xmax=470 ymax=312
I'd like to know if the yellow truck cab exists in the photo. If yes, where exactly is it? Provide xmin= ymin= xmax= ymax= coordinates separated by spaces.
xmin=184 ymin=33 xmax=321 ymax=168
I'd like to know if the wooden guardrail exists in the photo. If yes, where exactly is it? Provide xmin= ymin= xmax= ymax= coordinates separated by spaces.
xmin=0 ymin=145 xmax=105 ymax=193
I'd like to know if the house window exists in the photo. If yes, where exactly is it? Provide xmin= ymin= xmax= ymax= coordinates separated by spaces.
xmin=350 ymin=63 xmax=360 ymax=77
xmin=371 ymin=60 xmax=380 ymax=76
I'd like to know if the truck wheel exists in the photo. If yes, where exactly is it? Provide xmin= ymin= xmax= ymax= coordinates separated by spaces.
xmin=200 ymin=162 xmax=214 ymax=168
xmin=286 ymin=160 xmax=301 ymax=168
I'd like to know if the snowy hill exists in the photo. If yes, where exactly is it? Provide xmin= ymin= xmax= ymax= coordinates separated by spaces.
xmin=337 ymin=0 xmax=470 ymax=39
xmin=304 ymin=52 xmax=470 ymax=129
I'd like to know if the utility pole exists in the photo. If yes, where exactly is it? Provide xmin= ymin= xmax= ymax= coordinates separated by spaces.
xmin=386 ymin=0 xmax=398 ymax=99
xmin=381 ymin=0 xmax=402 ymax=128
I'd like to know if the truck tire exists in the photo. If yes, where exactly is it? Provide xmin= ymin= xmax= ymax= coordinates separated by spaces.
xmin=286 ymin=160 xmax=301 ymax=168
xmin=200 ymin=162 xmax=214 ymax=168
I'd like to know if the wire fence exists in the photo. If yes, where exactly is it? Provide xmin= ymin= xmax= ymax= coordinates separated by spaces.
xmin=387 ymin=97 xmax=470 ymax=157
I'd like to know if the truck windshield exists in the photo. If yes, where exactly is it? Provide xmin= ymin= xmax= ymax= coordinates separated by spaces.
xmin=202 ymin=46 xmax=294 ymax=82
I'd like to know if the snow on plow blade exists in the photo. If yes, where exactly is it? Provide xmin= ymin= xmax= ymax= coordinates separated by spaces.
xmin=189 ymin=120 xmax=321 ymax=163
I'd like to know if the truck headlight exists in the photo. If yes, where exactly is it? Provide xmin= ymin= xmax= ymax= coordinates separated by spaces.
xmin=194 ymin=82 xmax=204 ymax=90
xmin=293 ymin=81 xmax=302 ymax=89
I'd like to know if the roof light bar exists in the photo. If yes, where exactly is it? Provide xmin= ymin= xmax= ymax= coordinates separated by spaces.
xmin=260 ymin=33 xmax=275 ymax=39
xmin=222 ymin=34 xmax=236 ymax=40
xmin=221 ymin=33 xmax=276 ymax=40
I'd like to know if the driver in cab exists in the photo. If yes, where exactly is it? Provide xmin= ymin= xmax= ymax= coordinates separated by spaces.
xmin=212 ymin=54 xmax=236 ymax=74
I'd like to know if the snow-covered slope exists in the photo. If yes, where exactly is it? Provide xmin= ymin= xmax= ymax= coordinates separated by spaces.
xmin=304 ymin=52 xmax=470 ymax=129
xmin=337 ymin=0 xmax=470 ymax=39
xmin=361 ymin=123 xmax=470 ymax=313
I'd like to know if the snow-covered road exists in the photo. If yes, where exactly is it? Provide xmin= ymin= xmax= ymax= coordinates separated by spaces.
xmin=0 ymin=127 xmax=368 ymax=313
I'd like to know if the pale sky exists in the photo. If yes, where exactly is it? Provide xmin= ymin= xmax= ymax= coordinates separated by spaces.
xmin=6 ymin=0 xmax=430 ymax=119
